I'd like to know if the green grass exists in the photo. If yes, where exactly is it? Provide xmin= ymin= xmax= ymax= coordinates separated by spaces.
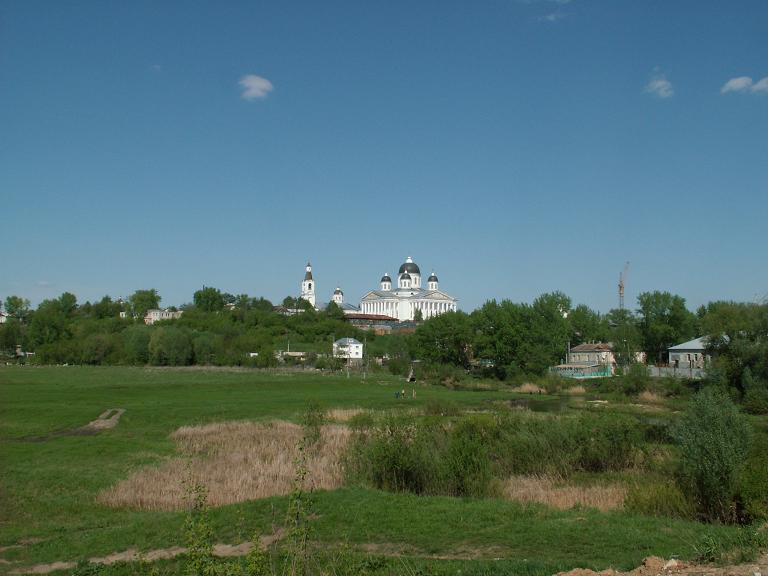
xmin=0 ymin=366 xmax=754 ymax=574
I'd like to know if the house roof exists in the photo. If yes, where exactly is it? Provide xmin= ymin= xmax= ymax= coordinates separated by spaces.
xmin=570 ymin=342 xmax=613 ymax=353
xmin=335 ymin=337 xmax=362 ymax=346
xmin=668 ymin=336 xmax=708 ymax=351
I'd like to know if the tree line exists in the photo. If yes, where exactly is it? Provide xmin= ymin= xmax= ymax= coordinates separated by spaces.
xmin=1 ymin=287 xmax=766 ymax=410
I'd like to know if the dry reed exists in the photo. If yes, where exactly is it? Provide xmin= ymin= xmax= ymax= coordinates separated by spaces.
xmin=514 ymin=383 xmax=545 ymax=394
xmin=326 ymin=407 xmax=366 ymax=422
xmin=501 ymin=475 xmax=627 ymax=511
xmin=563 ymin=385 xmax=586 ymax=395
xmin=98 ymin=421 xmax=351 ymax=511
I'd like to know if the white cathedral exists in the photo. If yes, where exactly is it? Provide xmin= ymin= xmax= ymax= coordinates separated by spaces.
xmin=299 ymin=257 xmax=458 ymax=322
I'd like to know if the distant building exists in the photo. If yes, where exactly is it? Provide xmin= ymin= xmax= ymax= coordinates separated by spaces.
xmin=668 ymin=337 xmax=710 ymax=369
xmin=359 ymin=256 xmax=458 ymax=321
xmin=144 ymin=309 xmax=183 ymax=325
xmin=333 ymin=337 xmax=364 ymax=361
xmin=550 ymin=342 xmax=616 ymax=379
xmin=331 ymin=286 xmax=360 ymax=314
xmin=300 ymin=262 xmax=316 ymax=308
xmin=568 ymin=342 xmax=616 ymax=368
xmin=0 ymin=311 xmax=8 ymax=324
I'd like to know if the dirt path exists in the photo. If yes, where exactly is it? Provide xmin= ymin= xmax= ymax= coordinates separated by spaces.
xmin=6 ymin=531 xmax=284 ymax=575
xmin=5 ymin=546 xmax=765 ymax=575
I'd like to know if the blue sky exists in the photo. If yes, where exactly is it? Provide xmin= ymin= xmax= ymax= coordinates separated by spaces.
xmin=1 ymin=1 xmax=766 ymax=314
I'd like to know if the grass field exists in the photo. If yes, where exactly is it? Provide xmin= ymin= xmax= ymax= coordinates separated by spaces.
xmin=0 ymin=366 xmax=753 ymax=575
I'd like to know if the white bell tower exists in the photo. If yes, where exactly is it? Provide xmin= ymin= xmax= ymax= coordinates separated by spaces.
xmin=300 ymin=261 xmax=316 ymax=307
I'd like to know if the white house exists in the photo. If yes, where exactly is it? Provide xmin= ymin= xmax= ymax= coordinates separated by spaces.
xmin=144 ymin=309 xmax=183 ymax=325
xmin=668 ymin=337 xmax=710 ymax=369
xmin=333 ymin=337 xmax=364 ymax=361
xmin=0 ymin=311 xmax=8 ymax=324
xmin=359 ymin=257 xmax=458 ymax=322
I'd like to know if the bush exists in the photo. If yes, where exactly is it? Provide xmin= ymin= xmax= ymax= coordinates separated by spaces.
xmin=445 ymin=416 xmax=495 ymax=497
xmin=624 ymin=482 xmax=694 ymax=519
xmin=674 ymin=387 xmax=752 ymax=523
xmin=422 ymin=398 xmax=461 ymax=417
xmin=621 ymin=363 xmax=650 ymax=396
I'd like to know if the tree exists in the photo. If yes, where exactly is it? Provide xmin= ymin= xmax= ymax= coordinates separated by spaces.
xmin=568 ymin=304 xmax=606 ymax=345
xmin=675 ymin=387 xmax=751 ymax=522
xmin=148 ymin=326 xmax=193 ymax=366
xmin=414 ymin=311 xmax=472 ymax=368
xmin=4 ymin=295 xmax=31 ymax=320
xmin=636 ymin=291 xmax=697 ymax=364
xmin=129 ymin=289 xmax=160 ymax=319
xmin=604 ymin=308 xmax=642 ymax=366
xmin=193 ymin=286 xmax=225 ymax=313
xmin=324 ymin=301 xmax=345 ymax=321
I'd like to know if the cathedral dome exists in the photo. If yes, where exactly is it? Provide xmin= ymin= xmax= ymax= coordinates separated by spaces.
xmin=333 ymin=287 xmax=343 ymax=295
xmin=428 ymin=273 xmax=438 ymax=282
xmin=400 ymin=271 xmax=411 ymax=281
xmin=398 ymin=256 xmax=420 ymax=275
xmin=381 ymin=273 xmax=391 ymax=282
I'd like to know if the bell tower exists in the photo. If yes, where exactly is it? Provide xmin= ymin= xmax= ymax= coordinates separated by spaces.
xmin=300 ymin=262 xmax=316 ymax=307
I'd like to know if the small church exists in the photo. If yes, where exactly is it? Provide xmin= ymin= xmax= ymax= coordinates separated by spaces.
xmin=298 ymin=257 xmax=458 ymax=322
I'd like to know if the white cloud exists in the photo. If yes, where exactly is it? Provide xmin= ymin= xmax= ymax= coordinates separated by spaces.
xmin=644 ymin=71 xmax=674 ymax=99
xmin=539 ymin=11 xmax=566 ymax=22
xmin=721 ymin=76 xmax=753 ymax=93
xmin=751 ymin=77 xmax=768 ymax=93
xmin=720 ymin=76 xmax=768 ymax=94
xmin=239 ymin=74 xmax=274 ymax=101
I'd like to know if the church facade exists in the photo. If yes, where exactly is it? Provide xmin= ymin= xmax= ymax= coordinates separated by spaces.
xmin=359 ymin=257 xmax=458 ymax=321
xmin=297 ymin=257 xmax=457 ymax=322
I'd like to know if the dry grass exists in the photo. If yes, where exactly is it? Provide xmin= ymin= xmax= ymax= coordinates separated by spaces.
xmin=326 ymin=407 xmax=366 ymax=422
xmin=514 ymin=383 xmax=545 ymax=394
xmin=563 ymin=385 xmax=586 ymax=395
xmin=501 ymin=475 xmax=627 ymax=512
xmin=98 ymin=421 xmax=351 ymax=511
xmin=638 ymin=391 xmax=664 ymax=404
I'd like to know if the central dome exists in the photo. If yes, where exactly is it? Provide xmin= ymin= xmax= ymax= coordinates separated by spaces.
xmin=398 ymin=256 xmax=421 ymax=275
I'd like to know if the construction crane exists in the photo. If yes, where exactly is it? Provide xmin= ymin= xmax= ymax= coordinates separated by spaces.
xmin=618 ymin=262 xmax=630 ymax=310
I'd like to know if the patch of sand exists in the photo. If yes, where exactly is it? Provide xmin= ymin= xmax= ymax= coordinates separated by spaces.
xmin=85 ymin=409 xmax=126 ymax=431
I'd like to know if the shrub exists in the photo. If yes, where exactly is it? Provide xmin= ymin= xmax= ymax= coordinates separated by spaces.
xmin=674 ymin=387 xmax=752 ymax=523
xmin=624 ymin=482 xmax=694 ymax=519
xmin=621 ymin=363 xmax=650 ymax=396
xmin=422 ymin=398 xmax=461 ymax=417
xmin=571 ymin=413 xmax=642 ymax=472
xmin=445 ymin=416 xmax=496 ymax=497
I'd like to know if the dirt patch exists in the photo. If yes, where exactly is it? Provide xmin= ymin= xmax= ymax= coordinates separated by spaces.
xmin=10 ymin=561 xmax=77 ymax=575
xmin=502 ymin=475 xmax=627 ymax=511
xmin=98 ymin=421 xmax=350 ymax=510
xmin=18 ymin=410 xmax=126 ymax=442
xmin=10 ymin=532 xmax=285 ymax=575
xmin=85 ymin=409 xmax=125 ymax=431
xmin=556 ymin=555 xmax=768 ymax=576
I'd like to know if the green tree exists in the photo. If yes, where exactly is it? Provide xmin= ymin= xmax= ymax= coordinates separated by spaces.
xmin=414 ymin=310 xmax=472 ymax=368
xmin=123 ymin=324 xmax=151 ymax=364
xmin=637 ymin=291 xmax=697 ymax=363
xmin=4 ymin=295 xmax=31 ymax=320
xmin=129 ymin=289 xmax=160 ymax=319
xmin=193 ymin=286 xmax=225 ymax=312
xmin=568 ymin=304 xmax=606 ymax=345
xmin=149 ymin=326 xmax=193 ymax=365
xmin=604 ymin=308 xmax=642 ymax=366
xmin=675 ymin=387 xmax=751 ymax=522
